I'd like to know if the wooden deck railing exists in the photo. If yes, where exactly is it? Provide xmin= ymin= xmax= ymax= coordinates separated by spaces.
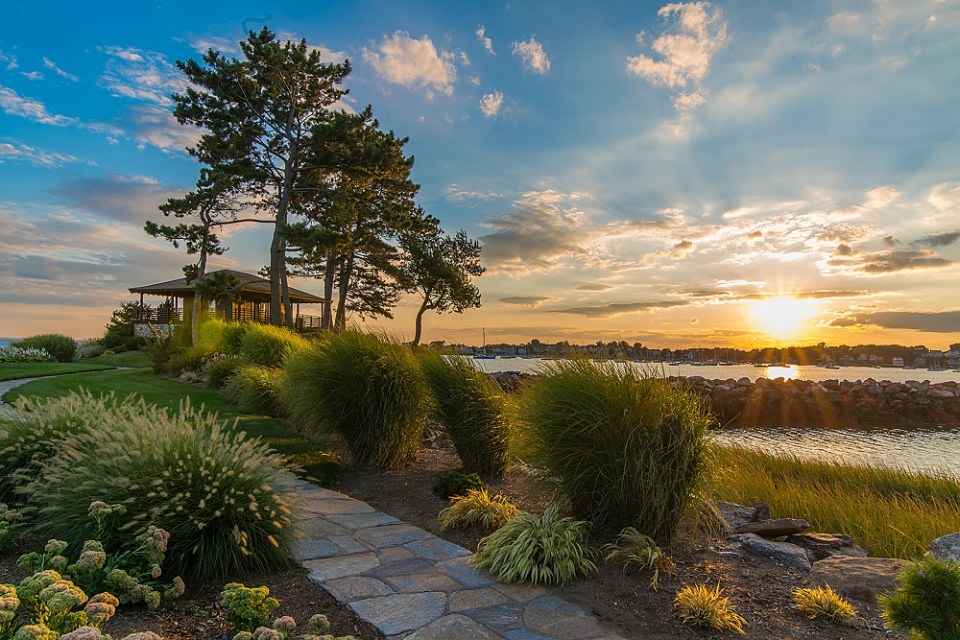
xmin=134 ymin=307 xmax=322 ymax=332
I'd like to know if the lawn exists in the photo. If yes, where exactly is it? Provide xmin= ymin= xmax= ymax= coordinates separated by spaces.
xmin=3 ymin=356 xmax=339 ymax=484
xmin=0 ymin=361 xmax=115 ymax=381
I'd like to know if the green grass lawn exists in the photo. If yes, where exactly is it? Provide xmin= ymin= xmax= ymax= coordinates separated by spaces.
xmin=0 ymin=362 xmax=115 ymax=381
xmin=4 ymin=361 xmax=339 ymax=485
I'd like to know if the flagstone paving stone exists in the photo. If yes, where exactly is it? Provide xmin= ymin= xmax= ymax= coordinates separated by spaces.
xmin=289 ymin=485 xmax=626 ymax=639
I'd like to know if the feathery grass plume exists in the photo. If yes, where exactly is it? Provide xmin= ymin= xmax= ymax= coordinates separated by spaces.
xmin=221 ymin=365 xmax=286 ymax=417
xmin=709 ymin=444 xmax=960 ymax=558
xmin=418 ymin=351 xmax=509 ymax=478
xmin=0 ymin=391 xmax=137 ymax=504
xmin=471 ymin=504 xmax=597 ymax=585
xmin=282 ymin=331 xmax=427 ymax=471
xmin=602 ymin=527 xmax=674 ymax=591
xmin=517 ymin=359 xmax=711 ymax=541
xmin=438 ymin=489 xmax=519 ymax=530
xmin=793 ymin=585 xmax=858 ymax=625
xmin=878 ymin=556 xmax=960 ymax=639
xmin=239 ymin=324 xmax=310 ymax=367
xmin=674 ymin=583 xmax=746 ymax=634
xmin=27 ymin=399 xmax=299 ymax=579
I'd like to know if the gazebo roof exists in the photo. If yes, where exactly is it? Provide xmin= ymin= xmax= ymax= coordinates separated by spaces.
xmin=129 ymin=269 xmax=323 ymax=304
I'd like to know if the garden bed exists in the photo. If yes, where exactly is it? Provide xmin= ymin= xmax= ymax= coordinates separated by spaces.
xmin=336 ymin=446 xmax=896 ymax=640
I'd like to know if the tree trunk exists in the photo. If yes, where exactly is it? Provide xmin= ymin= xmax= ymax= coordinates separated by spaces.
xmin=334 ymin=255 xmax=353 ymax=330
xmin=191 ymin=228 xmax=210 ymax=346
xmin=321 ymin=254 xmax=336 ymax=331
xmin=271 ymin=122 xmax=299 ymax=326
xmin=281 ymin=254 xmax=293 ymax=329
xmin=412 ymin=298 xmax=431 ymax=347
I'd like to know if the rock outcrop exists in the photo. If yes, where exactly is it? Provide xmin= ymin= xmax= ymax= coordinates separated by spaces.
xmin=928 ymin=532 xmax=960 ymax=563
xmin=806 ymin=556 xmax=909 ymax=602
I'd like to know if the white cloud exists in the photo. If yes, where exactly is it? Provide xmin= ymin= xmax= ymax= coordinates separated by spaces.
xmin=187 ymin=34 xmax=241 ymax=55
xmin=445 ymin=184 xmax=503 ymax=201
xmin=128 ymin=104 xmax=202 ymax=153
xmin=20 ymin=71 xmax=43 ymax=81
xmin=363 ymin=32 xmax=457 ymax=96
xmin=0 ymin=141 xmax=84 ymax=168
xmin=512 ymin=37 xmax=551 ymax=74
xmin=42 ymin=57 xmax=79 ymax=82
xmin=627 ymin=2 xmax=727 ymax=111
xmin=275 ymin=30 xmax=348 ymax=64
xmin=476 ymin=25 xmax=495 ymax=54
xmin=100 ymin=46 xmax=186 ymax=106
xmin=0 ymin=49 xmax=17 ymax=70
xmin=468 ymin=75 xmax=481 ymax=86
xmin=480 ymin=91 xmax=504 ymax=117
xmin=0 ymin=86 xmax=77 ymax=126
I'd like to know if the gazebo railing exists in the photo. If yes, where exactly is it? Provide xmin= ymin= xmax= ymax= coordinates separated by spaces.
xmin=134 ymin=308 xmax=183 ymax=324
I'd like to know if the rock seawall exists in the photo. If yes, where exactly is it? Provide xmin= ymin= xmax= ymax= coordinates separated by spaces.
xmin=489 ymin=371 xmax=960 ymax=427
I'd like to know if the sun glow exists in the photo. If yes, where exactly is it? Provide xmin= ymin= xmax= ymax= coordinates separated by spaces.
xmin=749 ymin=297 xmax=819 ymax=340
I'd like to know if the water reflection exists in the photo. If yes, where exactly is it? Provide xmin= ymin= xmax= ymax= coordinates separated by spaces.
xmin=713 ymin=426 xmax=960 ymax=477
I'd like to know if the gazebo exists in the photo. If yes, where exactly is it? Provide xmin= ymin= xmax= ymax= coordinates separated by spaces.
xmin=129 ymin=269 xmax=324 ymax=337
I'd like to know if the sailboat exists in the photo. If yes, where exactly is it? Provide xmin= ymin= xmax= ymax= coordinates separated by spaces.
xmin=474 ymin=328 xmax=496 ymax=359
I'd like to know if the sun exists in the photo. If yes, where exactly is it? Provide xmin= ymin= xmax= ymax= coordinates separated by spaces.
xmin=749 ymin=297 xmax=819 ymax=340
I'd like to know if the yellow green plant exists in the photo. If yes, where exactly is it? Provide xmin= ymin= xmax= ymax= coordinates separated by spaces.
xmin=878 ymin=556 xmax=960 ymax=639
xmin=602 ymin=527 xmax=674 ymax=590
xmin=438 ymin=489 xmax=519 ymax=530
xmin=793 ymin=585 xmax=858 ymax=625
xmin=471 ymin=504 xmax=597 ymax=585
xmin=673 ymin=583 xmax=746 ymax=635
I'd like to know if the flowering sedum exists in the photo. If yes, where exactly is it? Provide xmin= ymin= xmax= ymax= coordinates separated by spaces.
xmin=11 ymin=623 xmax=58 ymax=640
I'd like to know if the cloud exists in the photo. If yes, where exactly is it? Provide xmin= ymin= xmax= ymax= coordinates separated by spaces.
xmin=479 ymin=190 xmax=590 ymax=272
xmin=128 ymin=104 xmax=202 ymax=153
xmin=187 ymin=34 xmax=241 ymax=55
xmin=100 ymin=46 xmax=186 ymax=106
xmin=0 ymin=49 xmax=17 ymax=70
xmin=551 ymin=300 xmax=688 ymax=318
xmin=0 ymin=141 xmax=85 ymax=168
xmin=576 ymin=284 xmax=613 ymax=291
xmin=476 ymin=25 xmax=495 ymax=54
xmin=915 ymin=231 xmax=960 ymax=248
xmin=827 ymin=311 xmax=960 ymax=333
xmin=626 ymin=2 xmax=727 ymax=111
xmin=512 ymin=37 xmax=551 ymax=74
xmin=20 ymin=71 xmax=43 ymax=81
xmin=479 ymin=91 xmax=504 ymax=117
xmin=0 ymin=86 xmax=77 ymax=125
xmin=445 ymin=185 xmax=502 ymax=201
xmin=52 ymin=173 xmax=181 ymax=225
xmin=42 ymin=57 xmax=78 ymax=82
xmin=500 ymin=296 xmax=552 ymax=307
xmin=364 ymin=32 xmax=457 ymax=96
xmin=829 ymin=248 xmax=952 ymax=274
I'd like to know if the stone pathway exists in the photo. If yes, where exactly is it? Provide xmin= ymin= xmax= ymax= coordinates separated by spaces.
xmin=290 ymin=478 xmax=625 ymax=640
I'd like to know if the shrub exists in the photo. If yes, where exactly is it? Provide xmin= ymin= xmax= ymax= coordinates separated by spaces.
xmin=14 ymin=334 xmax=76 ymax=363
xmin=283 ymin=332 xmax=427 ymax=471
xmin=0 ymin=391 xmax=127 ymax=504
xmin=239 ymin=324 xmax=309 ymax=367
xmin=438 ymin=489 xmax=519 ymax=530
xmin=221 ymin=324 xmax=249 ymax=356
xmin=878 ymin=556 xmax=960 ymax=639
xmin=222 ymin=365 xmax=286 ymax=417
xmin=419 ymin=352 xmax=509 ymax=478
xmin=433 ymin=471 xmax=486 ymax=499
xmin=205 ymin=355 xmax=242 ymax=389
xmin=674 ymin=583 xmax=746 ymax=635
xmin=603 ymin=527 xmax=674 ymax=591
xmin=78 ymin=342 xmax=107 ymax=359
xmin=793 ymin=585 xmax=858 ymax=625
xmin=0 ymin=346 xmax=53 ymax=363
xmin=168 ymin=346 xmax=208 ymax=376
xmin=198 ymin=319 xmax=228 ymax=353
xmin=471 ymin=505 xmax=597 ymax=585
xmin=27 ymin=399 xmax=299 ymax=579
xmin=518 ymin=360 xmax=712 ymax=541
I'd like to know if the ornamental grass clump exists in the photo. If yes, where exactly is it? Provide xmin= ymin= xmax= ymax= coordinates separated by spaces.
xmin=222 ymin=365 xmax=286 ymax=417
xmin=283 ymin=331 xmax=427 ymax=471
xmin=27 ymin=400 xmax=299 ymax=579
xmin=603 ymin=527 xmax=674 ymax=591
xmin=0 ymin=391 xmax=133 ymax=504
xmin=438 ymin=489 xmax=519 ymax=531
xmin=518 ymin=360 xmax=712 ymax=541
xmin=433 ymin=471 xmax=486 ymax=499
xmin=239 ymin=324 xmax=310 ymax=368
xmin=793 ymin=585 xmax=858 ymax=625
xmin=419 ymin=352 xmax=509 ymax=478
xmin=674 ymin=583 xmax=746 ymax=635
xmin=471 ymin=504 xmax=597 ymax=585
xmin=878 ymin=556 xmax=960 ymax=639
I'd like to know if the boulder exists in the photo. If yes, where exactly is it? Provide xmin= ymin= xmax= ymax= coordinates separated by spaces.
xmin=735 ymin=518 xmax=809 ymax=539
xmin=733 ymin=533 xmax=811 ymax=572
xmin=787 ymin=532 xmax=868 ymax=562
xmin=716 ymin=501 xmax=754 ymax=532
xmin=928 ymin=532 xmax=960 ymax=563
xmin=806 ymin=556 xmax=908 ymax=602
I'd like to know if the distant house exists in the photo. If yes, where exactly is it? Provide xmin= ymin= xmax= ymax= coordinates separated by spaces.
xmin=129 ymin=269 xmax=324 ymax=337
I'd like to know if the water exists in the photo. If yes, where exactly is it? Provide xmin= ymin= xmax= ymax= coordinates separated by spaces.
xmin=473 ymin=357 xmax=960 ymax=476
xmin=713 ymin=426 xmax=960 ymax=478
xmin=0 ymin=338 xmax=18 ymax=349
xmin=473 ymin=358 xmax=960 ymax=385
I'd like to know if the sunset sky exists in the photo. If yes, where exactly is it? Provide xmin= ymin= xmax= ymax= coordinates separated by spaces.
xmin=1 ymin=1 xmax=958 ymax=348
